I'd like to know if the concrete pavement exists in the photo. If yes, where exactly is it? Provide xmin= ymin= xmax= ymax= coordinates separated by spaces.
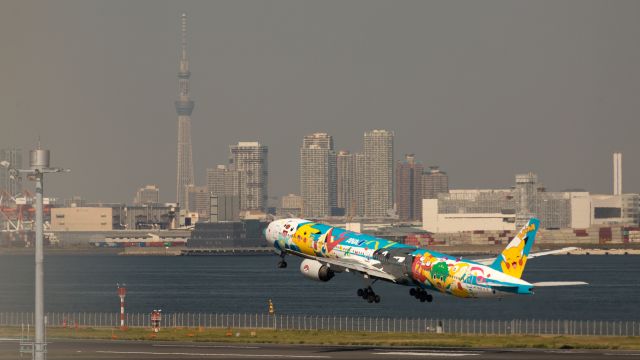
xmin=1 ymin=338 xmax=639 ymax=359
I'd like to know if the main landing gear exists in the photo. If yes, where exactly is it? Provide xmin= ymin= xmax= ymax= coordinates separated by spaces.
xmin=277 ymin=253 xmax=287 ymax=268
xmin=357 ymin=287 xmax=381 ymax=303
xmin=410 ymin=288 xmax=433 ymax=303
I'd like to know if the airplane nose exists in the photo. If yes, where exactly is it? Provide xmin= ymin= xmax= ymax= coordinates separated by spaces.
xmin=265 ymin=221 xmax=278 ymax=245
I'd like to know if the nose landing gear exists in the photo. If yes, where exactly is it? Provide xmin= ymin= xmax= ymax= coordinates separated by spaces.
xmin=410 ymin=288 xmax=433 ymax=303
xmin=357 ymin=287 xmax=381 ymax=303
xmin=277 ymin=253 xmax=287 ymax=268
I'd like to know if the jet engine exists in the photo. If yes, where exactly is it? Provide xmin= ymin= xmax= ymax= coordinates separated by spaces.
xmin=299 ymin=259 xmax=334 ymax=282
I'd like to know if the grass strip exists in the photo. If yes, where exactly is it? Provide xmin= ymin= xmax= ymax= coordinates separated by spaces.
xmin=1 ymin=326 xmax=638 ymax=350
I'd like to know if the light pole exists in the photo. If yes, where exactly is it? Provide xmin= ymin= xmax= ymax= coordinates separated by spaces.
xmin=2 ymin=145 xmax=69 ymax=360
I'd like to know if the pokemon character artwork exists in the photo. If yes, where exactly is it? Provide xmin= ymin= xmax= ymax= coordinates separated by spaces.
xmin=265 ymin=217 xmax=586 ymax=304
xmin=490 ymin=219 xmax=539 ymax=279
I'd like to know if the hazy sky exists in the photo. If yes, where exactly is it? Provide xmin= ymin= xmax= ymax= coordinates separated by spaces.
xmin=2 ymin=1 xmax=639 ymax=204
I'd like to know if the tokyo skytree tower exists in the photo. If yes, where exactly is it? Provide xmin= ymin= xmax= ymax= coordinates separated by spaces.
xmin=175 ymin=12 xmax=195 ymax=210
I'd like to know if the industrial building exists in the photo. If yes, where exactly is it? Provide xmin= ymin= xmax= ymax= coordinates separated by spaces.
xmin=50 ymin=203 xmax=178 ymax=231
xmin=422 ymin=189 xmax=516 ymax=233
xmin=51 ymin=207 xmax=114 ymax=231
xmin=591 ymin=193 xmax=640 ymax=226
xmin=188 ymin=220 xmax=266 ymax=248
xmin=423 ymin=172 xmax=639 ymax=233
xmin=210 ymin=194 xmax=241 ymax=222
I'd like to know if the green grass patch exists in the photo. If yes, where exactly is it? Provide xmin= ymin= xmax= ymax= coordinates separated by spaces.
xmin=1 ymin=326 xmax=638 ymax=350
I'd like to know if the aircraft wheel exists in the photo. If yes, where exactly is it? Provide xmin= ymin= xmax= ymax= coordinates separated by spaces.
xmin=367 ymin=295 xmax=375 ymax=303
xmin=277 ymin=261 xmax=287 ymax=268
xmin=361 ymin=290 xmax=369 ymax=299
xmin=357 ymin=288 xmax=364 ymax=297
xmin=374 ymin=295 xmax=381 ymax=303
xmin=419 ymin=297 xmax=426 ymax=303
xmin=409 ymin=288 xmax=417 ymax=297
xmin=426 ymin=294 xmax=433 ymax=303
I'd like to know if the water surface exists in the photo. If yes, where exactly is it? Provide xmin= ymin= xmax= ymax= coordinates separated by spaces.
xmin=0 ymin=253 xmax=638 ymax=320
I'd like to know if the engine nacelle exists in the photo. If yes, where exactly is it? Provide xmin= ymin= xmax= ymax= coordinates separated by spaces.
xmin=299 ymin=259 xmax=334 ymax=282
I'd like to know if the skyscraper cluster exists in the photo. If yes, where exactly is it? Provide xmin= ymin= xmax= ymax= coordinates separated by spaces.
xmin=171 ymin=13 xmax=271 ymax=221
xmin=299 ymin=130 xmax=395 ymax=219
xmin=168 ymin=14 xmax=445 ymax=223
xmin=395 ymin=158 xmax=450 ymax=221
xmin=206 ymin=142 xmax=269 ymax=216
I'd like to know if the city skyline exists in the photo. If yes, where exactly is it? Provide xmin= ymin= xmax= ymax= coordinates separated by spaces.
xmin=2 ymin=1 xmax=640 ymax=203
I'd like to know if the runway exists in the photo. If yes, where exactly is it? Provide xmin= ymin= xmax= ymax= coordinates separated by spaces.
xmin=1 ymin=339 xmax=639 ymax=359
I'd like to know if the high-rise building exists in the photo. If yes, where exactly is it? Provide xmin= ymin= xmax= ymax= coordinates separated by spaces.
xmin=134 ymin=184 xmax=160 ymax=205
xmin=336 ymin=150 xmax=355 ymax=217
xmin=281 ymin=194 xmax=304 ymax=210
xmin=422 ymin=166 xmax=449 ymax=199
xmin=396 ymin=154 xmax=424 ymax=221
xmin=279 ymin=193 xmax=303 ymax=217
xmin=300 ymin=133 xmax=336 ymax=218
xmin=230 ymin=142 xmax=268 ymax=211
xmin=188 ymin=185 xmax=210 ymax=221
xmin=207 ymin=165 xmax=241 ymax=198
xmin=364 ymin=129 xmax=394 ymax=218
xmin=0 ymin=147 xmax=22 ymax=197
xmin=613 ymin=152 xmax=622 ymax=196
xmin=353 ymin=153 xmax=366 ymax=217
xmin=175 ymin=12 xmax=195 ymax=211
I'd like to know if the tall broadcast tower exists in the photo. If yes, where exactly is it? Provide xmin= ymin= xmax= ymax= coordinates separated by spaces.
xmin=175 ymin=12 xmax=195 ymax=211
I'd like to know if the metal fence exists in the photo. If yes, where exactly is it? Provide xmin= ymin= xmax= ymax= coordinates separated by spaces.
xmin=1 ymin=312 xmax=638 ymax=337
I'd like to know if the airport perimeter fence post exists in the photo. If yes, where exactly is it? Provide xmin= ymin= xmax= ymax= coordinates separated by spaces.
xmin=3 ymin=312 xmax=640 ymax=337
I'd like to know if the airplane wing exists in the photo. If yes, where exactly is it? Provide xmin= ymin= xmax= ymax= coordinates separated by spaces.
xmin=532 ymin=281 xmax=588 ymax=287
xmin=284 ymin=249 xmax=399 ymax=282
xmin=472 ymin=247 xmax=579 ymax=266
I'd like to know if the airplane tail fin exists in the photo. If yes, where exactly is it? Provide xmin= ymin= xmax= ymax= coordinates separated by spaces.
xmin=489 ymin=218 xmax=539 ymax=279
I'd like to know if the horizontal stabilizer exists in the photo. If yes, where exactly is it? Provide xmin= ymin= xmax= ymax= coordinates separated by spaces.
xmin=472 ymin=247 xmax=580 ymax=266
xmin=528 ymin=247 xmax=579 ymax=258
xmin=532 ymin=281 xmax=588 ymax=287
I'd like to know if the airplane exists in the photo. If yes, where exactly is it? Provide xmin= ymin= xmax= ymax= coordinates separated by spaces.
xmin=265 ymin=217 xmax=586 ymax=303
